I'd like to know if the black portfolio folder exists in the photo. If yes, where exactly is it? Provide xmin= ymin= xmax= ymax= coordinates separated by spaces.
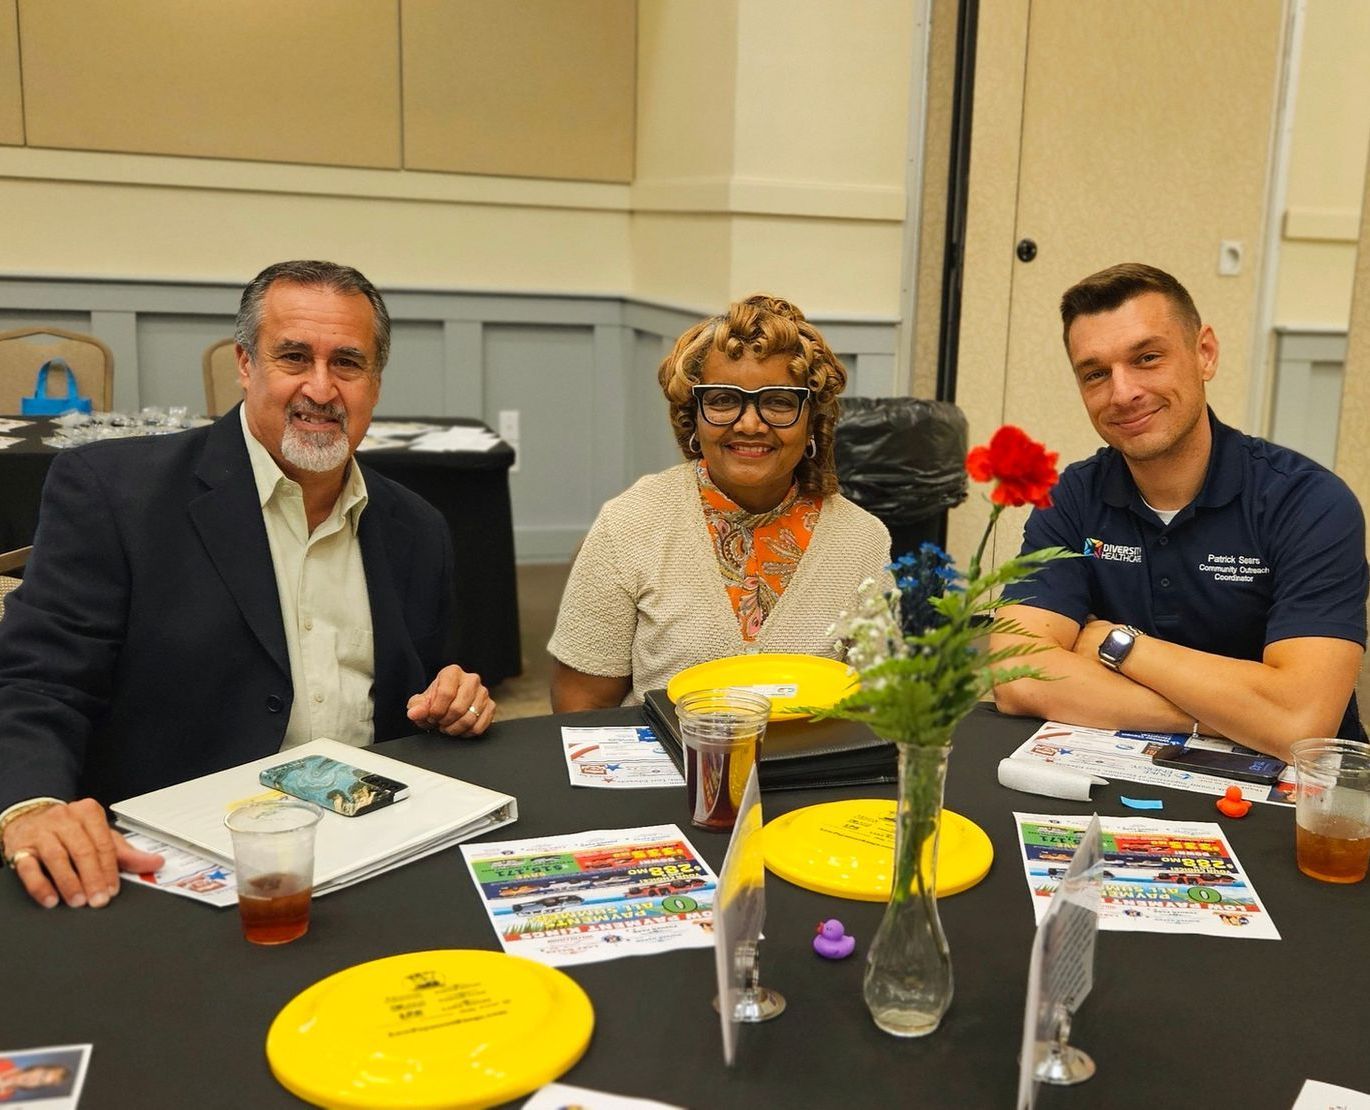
xmin=641 ymin=688 xmax=897 ymax=791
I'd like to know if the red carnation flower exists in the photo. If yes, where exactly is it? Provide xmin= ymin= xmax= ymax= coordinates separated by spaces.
xmin=965 ymin=425 xmax=1059 ymax=509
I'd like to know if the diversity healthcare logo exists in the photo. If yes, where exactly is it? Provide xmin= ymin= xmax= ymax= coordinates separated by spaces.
xmin=1082 ymin=536 xmax=1143 ymax=563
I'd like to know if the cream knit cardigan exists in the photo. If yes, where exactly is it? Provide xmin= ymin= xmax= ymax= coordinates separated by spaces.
xmin=548 ymin=463 xmax=893 ymax=705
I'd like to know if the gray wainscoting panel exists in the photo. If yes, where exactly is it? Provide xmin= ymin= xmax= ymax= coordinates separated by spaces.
xmin=134 ymin=313 xmax=236 ymax=411
xmin=0 ymin=309 xmax=92 ymax=332
xmin=1271 ymin=329 xmax=1347 ymax=470
xmin=628 ymin=328 xmax=681 ymax=480
xmin=380 ymin=320 xmax=446 ymax=417
xmin=483 ymin=323 xmax=598 ymax=561
xmin=0 ymin=277 xmax=898 ymax=561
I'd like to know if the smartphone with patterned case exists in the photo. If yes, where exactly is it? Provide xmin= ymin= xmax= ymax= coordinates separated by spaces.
xmin=259 ymin=755 xmax=410 ymax=817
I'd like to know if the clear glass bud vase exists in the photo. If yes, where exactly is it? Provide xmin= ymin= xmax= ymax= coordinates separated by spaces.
xmin=863 ymin=741 xmax=954 ymax=1037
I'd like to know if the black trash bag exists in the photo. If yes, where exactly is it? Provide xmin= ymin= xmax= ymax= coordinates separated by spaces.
xmin=833 ymin=397 xmax=968 ymax=527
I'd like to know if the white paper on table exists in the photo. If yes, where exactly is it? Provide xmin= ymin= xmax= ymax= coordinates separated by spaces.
xmin=120 ymin=830 xmax=238 ymax=906
xmin=461 ymin=824 xmax=716 ymax=968
xmin=1015 ymin=812 xmax=1280 ymax=939
xmin=0 ymin=1043 xmax=92 ymax=1108
xmin=0 ymin=435 xmax=25 ymax=449
xmin=408 ymin=426 xmax=503 ymax=452
xmin=0 ymin=417 xmax=32 ymax=432
xmin=1292 ymin=1079 xmax=1370 ymax=1109
xmin=561 ymin=726 xmax=684 ymax=789
xmin=523 ymin=1084 xmax=685 ymax=1110
xmin=1008 ymin=721 xmax=1296 ymax=805
xmin=365 ymin=420 xmax=446 ymax=437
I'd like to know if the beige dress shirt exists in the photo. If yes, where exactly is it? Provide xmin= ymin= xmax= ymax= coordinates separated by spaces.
xmin=241 ymin=408 xmax=376 ymax=750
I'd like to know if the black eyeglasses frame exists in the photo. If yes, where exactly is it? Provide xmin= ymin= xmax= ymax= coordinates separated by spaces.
xmin=690 ymin=383 xmax=813 ymax=428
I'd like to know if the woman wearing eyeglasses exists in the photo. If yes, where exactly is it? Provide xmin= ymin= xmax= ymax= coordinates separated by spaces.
xmin=548 ymin=294 xmax=892 ymax=711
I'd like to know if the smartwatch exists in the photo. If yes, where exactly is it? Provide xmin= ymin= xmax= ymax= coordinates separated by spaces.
xmin=1097 ymin=625 xmax=1145 ymax=671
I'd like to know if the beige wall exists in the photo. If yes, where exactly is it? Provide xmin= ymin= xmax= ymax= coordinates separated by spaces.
xmin=21 ymin=1 xmax=402 ymax=168
xmin=631 ymin=0 xmax=914 ymax=318
xmin=950 ymin=0 xmax=1285 ymax=569
xmin=1335 ymin=151 xmax=1370 ymax=502
xmin=1274 ymin=0 xmax=1370 ymax=327
xmin=0 ymin=0 xmax=21 ymax=146
xmin=14 ymin=0 xmax=637 ymax=182
xmin=402 ymin=0 xmax=636 ymax=182
xmin=633 ymin=2 xmax=739 ymax=187
xmin=0 ymin=0 xmax=913 ymax=319
xmin=908 ymin=0 xmax=959 ymax=399
xmin=730 ymin=1 xmax=912 ymax=191
xmin=0 ymin=166 xmax=633 ymax=291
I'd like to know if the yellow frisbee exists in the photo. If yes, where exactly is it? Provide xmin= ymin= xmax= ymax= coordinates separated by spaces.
xmin=762 ymin=799 xmax=994 ymax=901
xmin=666 ymin=653 xmax=859 ymax=720
xmin=266 ymin=949 xmax=593 ymax=1109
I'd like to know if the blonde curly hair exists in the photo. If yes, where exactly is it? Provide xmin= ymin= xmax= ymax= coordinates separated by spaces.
xmin=657 ymin=294 xmax=848 ymax=497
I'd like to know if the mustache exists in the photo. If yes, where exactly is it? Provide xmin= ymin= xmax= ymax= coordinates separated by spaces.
xmin=288 ymin=400 xmax=348 ymax=431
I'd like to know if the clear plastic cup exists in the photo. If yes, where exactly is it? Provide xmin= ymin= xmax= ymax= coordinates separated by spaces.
xmin=1291 ymin=738 xmax=1370 ymax=884
xmin=224 ymin=800 xmax=323 ymax=944
xmin=676 ymin=688 xmax=771 ymax=830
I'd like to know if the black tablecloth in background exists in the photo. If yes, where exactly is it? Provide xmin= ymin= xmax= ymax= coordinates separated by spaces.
xmin=2 ymin=703 xmax=1366 ymax=1108
xmin=0 ymin=416 xmax=521 ymax=684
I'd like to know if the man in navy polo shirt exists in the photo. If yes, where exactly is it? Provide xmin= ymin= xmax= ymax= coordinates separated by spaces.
xmin=992 ymin=263 xmax=1366 ymax=758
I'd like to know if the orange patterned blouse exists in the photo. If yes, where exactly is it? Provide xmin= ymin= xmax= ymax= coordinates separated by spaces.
xmin=696 ymin=461 xmax=822 ymax=642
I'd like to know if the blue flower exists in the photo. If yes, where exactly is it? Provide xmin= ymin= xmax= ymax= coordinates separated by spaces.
xmin=888 ymin=544 xmax=960 ymax=637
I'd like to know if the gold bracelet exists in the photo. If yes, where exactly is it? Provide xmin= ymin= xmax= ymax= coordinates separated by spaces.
xmin=0 ymin=798 xmax=63 ymax=866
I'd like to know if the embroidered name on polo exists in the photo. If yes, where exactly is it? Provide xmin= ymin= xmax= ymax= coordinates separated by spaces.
xmin=1082 ymin=537 xmax=1143 ymax=563
xmin=1198 ymin=553 xmax=1270 ymax=583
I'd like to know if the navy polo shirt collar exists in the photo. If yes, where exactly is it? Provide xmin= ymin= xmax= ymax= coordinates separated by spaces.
xmin=1098 ymin=408 xmax=1242 ymax=517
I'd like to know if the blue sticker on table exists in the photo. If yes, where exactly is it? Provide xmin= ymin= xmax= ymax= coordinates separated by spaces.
xmin=1120 ymin=796 xmax=1163 ymax=810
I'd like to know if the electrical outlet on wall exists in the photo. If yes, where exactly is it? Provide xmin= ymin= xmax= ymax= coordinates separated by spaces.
xmin=498 ymin=409 xmax=520 ymax=473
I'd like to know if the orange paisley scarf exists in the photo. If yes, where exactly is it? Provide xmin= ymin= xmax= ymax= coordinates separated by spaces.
xmin=696 ymin=461 xmax=822 ymax=641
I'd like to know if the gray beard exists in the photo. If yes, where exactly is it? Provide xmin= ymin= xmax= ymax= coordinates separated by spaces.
xmin=281 ymin=409 xmax=351 ymax=473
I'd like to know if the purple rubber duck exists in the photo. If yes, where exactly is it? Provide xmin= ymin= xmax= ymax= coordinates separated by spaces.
xmin=813 ymin=918 xmax=855 ymax=960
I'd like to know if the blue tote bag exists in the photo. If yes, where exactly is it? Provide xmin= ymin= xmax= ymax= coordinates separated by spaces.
xmin=20 ymin=358 xmax=94 ymax=416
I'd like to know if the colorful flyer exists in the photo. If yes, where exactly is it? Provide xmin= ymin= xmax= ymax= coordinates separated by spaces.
xmin=561 ymin=726 xmax=684 ymax=790
xmin=121 ymin=830 xmax=237 ymax=907
xmin=460 ymin=824 xmax=717 ymax=967
xmin=1014 ymin=813 xmax=1280 ymax=940
xmin=0 ymin=1043 xmax=91 ymax=1107
xmin=1009 ymin=721 xmax=1296 ymax=805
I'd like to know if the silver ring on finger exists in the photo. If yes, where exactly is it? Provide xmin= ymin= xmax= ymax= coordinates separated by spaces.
xmin=467 ymin=704 xmax=480 ymax=717
xmin=6 ymin=848 xmax=35 ymax=867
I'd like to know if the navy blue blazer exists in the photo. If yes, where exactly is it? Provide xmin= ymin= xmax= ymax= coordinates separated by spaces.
xmin=0 ymin=407 xmax=453 ymax=809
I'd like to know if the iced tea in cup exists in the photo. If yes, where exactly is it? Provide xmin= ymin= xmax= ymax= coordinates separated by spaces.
xmin=224 ymin=799 xmax=323 ymax=944
xmin=676 ymin=688 xmax=770 ymax=831
xmin=1291 ymin=738 xmax=1370 ymax=884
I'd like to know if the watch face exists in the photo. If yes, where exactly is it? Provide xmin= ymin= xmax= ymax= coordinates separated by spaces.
xmin=1100 ymin=629 xmax=1134 ymax=663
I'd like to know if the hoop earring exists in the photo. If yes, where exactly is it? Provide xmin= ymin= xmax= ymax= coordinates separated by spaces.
xmin=805 ymin=437 xmax=817 ymax=460
xmin=688 ymin=433 xmax=699 ymax=455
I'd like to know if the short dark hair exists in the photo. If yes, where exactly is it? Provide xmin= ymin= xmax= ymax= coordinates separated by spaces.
xmin=235 ymin=260 xmax=391 ymax=372
xmin=1060 ymin=263 xmax=1200 ymax=349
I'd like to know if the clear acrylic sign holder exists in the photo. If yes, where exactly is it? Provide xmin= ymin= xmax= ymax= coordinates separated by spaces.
xmin=712 ymin=767 xmax=784 ymax=1066
xmin=1016 ymin=813 xmax=1103 ymax=1108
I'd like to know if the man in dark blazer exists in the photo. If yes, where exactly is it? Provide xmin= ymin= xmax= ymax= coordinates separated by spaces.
xmin=0 ymin=260 xmax=495 ymax=911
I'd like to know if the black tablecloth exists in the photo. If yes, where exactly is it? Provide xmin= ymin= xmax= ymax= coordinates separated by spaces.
xmin=2 ymin=704 xmax=1366 ymax=1108
xmin=0 ymin=416 xmax=521 ymax=684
